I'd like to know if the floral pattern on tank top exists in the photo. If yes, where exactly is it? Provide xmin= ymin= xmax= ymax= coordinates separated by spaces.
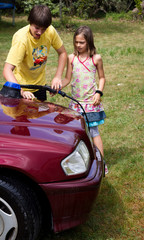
xmin=69 ymin=56 xmax=104 ymax=113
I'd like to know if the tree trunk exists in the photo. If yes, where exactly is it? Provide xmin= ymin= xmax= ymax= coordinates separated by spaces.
xmin=59 ymin=0 xmax=62 ymax=22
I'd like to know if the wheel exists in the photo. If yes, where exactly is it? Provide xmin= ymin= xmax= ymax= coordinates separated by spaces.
xmin=0 ymin=176 xmax=42 ymax=240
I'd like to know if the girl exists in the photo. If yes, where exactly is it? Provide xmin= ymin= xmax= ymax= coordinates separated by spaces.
xmin=62 ymin=26 xmax=108 ymax=173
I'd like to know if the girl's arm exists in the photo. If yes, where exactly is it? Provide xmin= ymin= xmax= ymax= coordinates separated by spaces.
xmin=93 ymin=54 xmax=106 ymax=106
xmin=62 ymin=54 xmax=74 ymax=88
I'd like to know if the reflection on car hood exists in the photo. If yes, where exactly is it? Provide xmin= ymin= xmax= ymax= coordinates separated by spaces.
xmin=0 ymin=96 xmax=85 ymax=141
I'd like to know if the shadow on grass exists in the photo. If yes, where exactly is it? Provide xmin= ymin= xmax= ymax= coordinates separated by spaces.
xmin=104 ymin=146 xmax=141 ymax=167
xmin=42 ymin=179 xmax=125 ymax=240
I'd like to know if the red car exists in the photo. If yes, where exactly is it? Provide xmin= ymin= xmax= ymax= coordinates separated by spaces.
xmin=0 ymin=93 xmax=104 ymax=240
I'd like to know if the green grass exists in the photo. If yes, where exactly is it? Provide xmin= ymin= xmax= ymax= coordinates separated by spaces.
xmin=0 ymin=15 xmax=144 ymax=240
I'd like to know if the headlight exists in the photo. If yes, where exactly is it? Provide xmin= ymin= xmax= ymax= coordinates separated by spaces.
xmin=61 ymin=141 xmax=90 ymax=176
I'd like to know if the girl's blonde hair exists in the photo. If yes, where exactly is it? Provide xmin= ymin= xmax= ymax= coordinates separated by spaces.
xmin=73 ymin=26 xmax=96 ymax=57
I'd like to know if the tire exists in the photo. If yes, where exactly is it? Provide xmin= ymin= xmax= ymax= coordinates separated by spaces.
xmin=0 ymin=176 xmax=42 ymax=240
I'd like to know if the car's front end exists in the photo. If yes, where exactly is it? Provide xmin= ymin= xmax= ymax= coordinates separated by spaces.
xmin=0 ymin=95 xmax=104 ymax=239
xmin=40 ymin=146 xmax=103 ymax=232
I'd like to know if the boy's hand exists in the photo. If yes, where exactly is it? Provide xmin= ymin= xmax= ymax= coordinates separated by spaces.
xmin=21 ymin=90 xmax=35 ymax=100
xmin=51 ymin=77 xmax=62 ymax=91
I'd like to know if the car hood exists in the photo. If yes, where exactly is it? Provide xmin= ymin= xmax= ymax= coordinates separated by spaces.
xmin=0 ymin=96 xmax=92 ymax=183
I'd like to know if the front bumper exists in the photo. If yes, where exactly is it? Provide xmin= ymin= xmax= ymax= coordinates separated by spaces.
xmin=40 ymin=157 xmax=103 ymax=233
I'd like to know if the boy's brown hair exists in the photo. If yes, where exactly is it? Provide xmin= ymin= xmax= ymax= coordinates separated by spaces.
xmin=28 ymin=5 xmax=52 ymax=28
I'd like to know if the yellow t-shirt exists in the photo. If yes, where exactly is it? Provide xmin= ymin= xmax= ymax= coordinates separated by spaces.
xmin=6 ymin=25 xmax=63 ymax=91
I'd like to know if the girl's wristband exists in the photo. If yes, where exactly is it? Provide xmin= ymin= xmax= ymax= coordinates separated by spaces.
xmin=95 ymin=90 xmax=103 ymax=97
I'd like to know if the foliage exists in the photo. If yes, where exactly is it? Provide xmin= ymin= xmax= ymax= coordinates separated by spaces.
xmin=14 ymin=0 xmax=59 ymax=16
xmin=134 ymin=0 xmax=143 ymax=13
xmin=14 ymin=0 xmax=136 ymax=18
xmin=73 ymin=0 xmax=98 ymax=19
xmin=101 ymin=0 xmax=134 ymax=12
xmin=22 ymin=0 xmax=59 ymax=16
xmin=61 ymin=0 xmax=135 ymax=18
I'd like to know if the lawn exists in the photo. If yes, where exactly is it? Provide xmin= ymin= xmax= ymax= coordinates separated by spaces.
xmin=0 ymin=15 xmax=143 ymax=240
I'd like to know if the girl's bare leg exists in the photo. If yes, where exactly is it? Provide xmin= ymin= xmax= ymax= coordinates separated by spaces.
xmin=93 ymin=134 xmax=108 ymax=174
xmin=93 ymin=135 xmax=104 ymax=157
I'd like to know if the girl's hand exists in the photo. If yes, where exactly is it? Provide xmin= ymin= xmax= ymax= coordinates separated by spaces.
xmin=21 ymin=90 xmax=35 ymax=100
xmin=93 ymin=93 xmax=101 ymax=106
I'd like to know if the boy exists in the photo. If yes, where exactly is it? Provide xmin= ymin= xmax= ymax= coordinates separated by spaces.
xmin=3 ymin=5 xmax=67 ymax=100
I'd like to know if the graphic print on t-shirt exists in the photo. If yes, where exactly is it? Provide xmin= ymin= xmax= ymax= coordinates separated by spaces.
xmin=31 ymin=45 xmax=47 ymax=69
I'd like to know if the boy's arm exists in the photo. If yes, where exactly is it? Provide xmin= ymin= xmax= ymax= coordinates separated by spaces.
xmin=51 ymin=45 xmax=67 ymax=90
xmin=3 ymin=63 xmax=17 ymax=83
xmin=62 ymin=54 xmax=73 ymax=88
